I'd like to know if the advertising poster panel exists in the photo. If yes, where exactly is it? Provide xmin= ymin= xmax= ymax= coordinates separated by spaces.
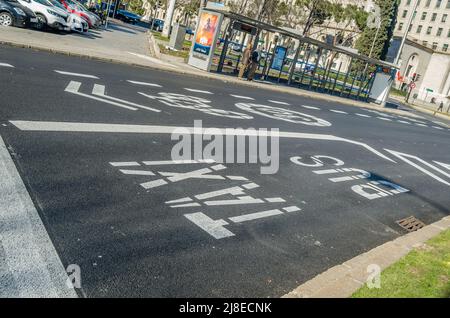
xmin=193 ymin=12 xmax=219 ymax=58
xmin=271 ymin=46 xmax=287 ymax=71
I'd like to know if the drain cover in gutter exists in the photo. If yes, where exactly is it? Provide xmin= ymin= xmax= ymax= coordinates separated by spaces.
xmin=396 ymin=216 xmax=426 ymax=232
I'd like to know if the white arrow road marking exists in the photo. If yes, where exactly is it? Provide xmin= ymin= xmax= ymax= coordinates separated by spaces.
xmin=268 ymin=100 xmax=290 ymax=105
xmin=0 ymin=136 xmax=77 ymax=298
xmin=230 ymin=94 xmax=254 ymax=100
xmin=0 ymin=63 xmax=14 ymax=68
xmin=9 ymin=121 xmax=396 ymax=162
xmin=184 ymin=88 xmax=214 ymax=94
xmin=126 ymin=80 xmax=162 ymax=87
xmin=302 ymin=105 xmax=320 ymax=110
xmin=65 ymin=81 xmax=137 ymax=111
xmin=55 ymin=70 xmax=99 ymax=79
xmin=385 ymin=149 xmax=450 ymax=186
xmin=92 ymin=84 xmax=161 ymax=113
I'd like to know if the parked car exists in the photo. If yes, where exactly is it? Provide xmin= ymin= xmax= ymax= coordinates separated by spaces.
xmin=48 ymin=0 xmax=86 ymax=32
xmin=55 ymin=0 xmax=99 ymax=28
xmin=17 ymin=0 xmax=69 ymax=31
xmin=115 ymin=9 xmax=140 ymax=24
xmin=0 ymin=0 xmax=37 ymax=27
xmin=149 ymin=18 xmax=163 ymax=32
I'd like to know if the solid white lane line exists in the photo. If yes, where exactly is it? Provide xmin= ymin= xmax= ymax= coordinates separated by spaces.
xmin=184 ymin=88 xmax=214 ymax=94
xmin=0 ymin=135 xmax=77 ymax=298
xmin=92 ymin=84 xmax=161 ymax=113
xmin=302 ymin=105 xmax=320 ymax=110
xmin=9 ymin=121 xmax=396 ymax=163
xmin=126 ymin=80 xmax=162 ymax=87
xmin=54 ymin=70 xmax=99 ymax=79
xmin=356 ymin=113 xmax=371 ymax=118
xmin=268 ymin=100 xmax=290 ymax=105
xmin=65 ymin=81 xmax=137 ymax=111
xmin=230 ymin=94 xmax=254 ymax=100
xmin=330 ymin=110 xmax=348 ymax=114
xmin=0 ymin=63 xmax=14 ymax=68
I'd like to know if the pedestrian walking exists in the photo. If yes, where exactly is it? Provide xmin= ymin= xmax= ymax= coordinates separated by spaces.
xmin=238 ymin=42 xmax=253 ymax=79
xmin=247 ymin=46 xmax=260 ymax=81
xmin=434 ymin=101 xmax=444 ymax=115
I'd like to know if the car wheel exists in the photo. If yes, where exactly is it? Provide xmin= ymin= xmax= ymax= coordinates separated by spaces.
xmin=35 ymin=13 xmax=47 ymax=30
xmin=0 ymin=12 xmax=13 ymax=26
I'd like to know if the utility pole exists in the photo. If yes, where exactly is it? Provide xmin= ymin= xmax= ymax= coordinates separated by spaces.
xmin=162 ymin=0 xmax=176 ymax=37
xmin=380 ymin=0 xmax=419 ymax=107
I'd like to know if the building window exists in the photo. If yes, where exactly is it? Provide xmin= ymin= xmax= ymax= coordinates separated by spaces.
xmin=421 ymin=12 xmax=427 ymax=20
xmin=423 ymin=40 xmax=428 ymax=46
xmin=447 ymin=0 xmax=450 ymax=8
xmin=448 ymin=29 xmax=450 ymax=37
xmin=398 ymin=23 xmax=404 ymax=31
xmin=406 ymin=0 xmax=412 ymax=4
xmin=431 ymin=13 xmax=437 ymax=21
xmin=432 ymin=42 xmax=438 ymax=50
xmin=402 ymin=10 xmax=408 ymax=18
xmin=436 ymin=0 xmax=442 ymax=7
xmin=443 ymin=44 xmax=449 ymax=52
xmin=409 ymin=23 xmax=413 ymax=32
xmin=437 ymin=27 xmax=443 ymax=36
xmin=425 ymin=0 xmax=431 ymax=7
xmin=417 ymin=25 xmax=423 ymax=33
xmin=427 ymin=26 xmax=433 ymax=34
xmin=442 ymin=14 xmax=448 ymax=23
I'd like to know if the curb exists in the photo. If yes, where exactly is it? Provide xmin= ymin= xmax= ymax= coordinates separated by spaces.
xmin=390 ymin=95 xmax=450 ymax=124
xmin=282 ymin=215 xmax=450 ymax=298
xmin=148 ymin=32 xmax=161 ymax=59
xmin=0 ymin=39 xmax=425 ymax=119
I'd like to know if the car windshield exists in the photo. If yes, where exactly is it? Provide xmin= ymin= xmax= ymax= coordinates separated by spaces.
xmin=48 ymin=0 xmax=66 ymax=11
xmin=34 ymin=0 xmax=53 ymax=7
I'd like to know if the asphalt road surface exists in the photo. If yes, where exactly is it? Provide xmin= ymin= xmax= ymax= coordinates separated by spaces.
xmin=1 ymin=45 xmax=449 ymax=297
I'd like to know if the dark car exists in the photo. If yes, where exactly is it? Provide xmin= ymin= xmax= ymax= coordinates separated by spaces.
xmin=114 ymin=9 xmax=141 ymax=24
xmin=0 ymin=0 xmax=36 ymax=27
xmin=149 ymin=18 xmax=163 ymax=31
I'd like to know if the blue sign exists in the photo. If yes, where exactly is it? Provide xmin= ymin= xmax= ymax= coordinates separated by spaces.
xmin=271 ymin=46 xmax=287 ymax=71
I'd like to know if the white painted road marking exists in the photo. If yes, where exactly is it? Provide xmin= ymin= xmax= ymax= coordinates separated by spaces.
xmin=54 ymin=70 xmax=99 ymax=79
xmin=229 ymin=209 xmax=284 ymax=223
xmin=415 ymin=123 xmax=428 ymax=127
xmin=268 ymin=100 xmax=290 ymax=105
xmin=0 ymin=63 xmax=14 ymax=68
xmin=184 ymin=212 xmax=235 ymax=239
xmin=9 ymin=121 xmax=396 ymax=162
xmin=302 ymin=105 xmax=320 ymax=110
xmin=397 ymin=120 xmax=411 ymax=124
xmin=92 ymin=84 xmax=161 ymax=113
xmin=385 ymin=149 xmax=450 ymax=186
xmin=65 ymin=81 xmax=137 ymax=111
xmin=356 ymin=113 xmax=371 ymax=118
xmin=0 ymin=135 xmax=77 ymax=298
xmin=126 ymin=80 xmax=162 ymax=88
xmin=127 ymin=52 xmax=177 ymax=68
xmin=432 ymin=126 xmax=444 ymax=130
xmin=184 ymin=88 xmax=214 ymax=95
xmin=230 ymin=95 xmax=255 ymax=100
xmin=329 ymin=110 xmax=348 ymax=114
xmin=377 ymin=117 xmax=392 ymax=121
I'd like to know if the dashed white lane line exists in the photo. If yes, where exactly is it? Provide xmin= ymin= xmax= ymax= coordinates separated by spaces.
xmin=54 ymin=70 xmax=99 ymax=79
xmin=126 ymin=80 xmax=162 ymax=88
xmin=268 ymin=100 xmax=290 ymax=105
xmin=356 ymin=113 xmax=371 ymax=118
xmin=397 ymin=120 xmax=411 ymax=124
xmin=432 ymin=126 xmax=445 ymax=130
xmin=302 ymin=105 xmax=320 ymax=110
xmin=0 ymin=63 xmax=14 ymax=68
xmin=415 ymin=123 xmax=428 ymax=127
xmin=329 ymin=110 xmax=348 ymax=114
xmin=377 ymin=117 xmax=392 ymax=121
xmin=230 ymin=94 xmax=254 ymax=100
xmin=0 ymin=135 xmax=77 ymax=298
xmin=184 ymin=88 xmax=214 ymax=95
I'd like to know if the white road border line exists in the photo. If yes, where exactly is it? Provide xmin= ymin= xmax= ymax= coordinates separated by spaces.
xmin=184 ymin=88 xmax=214 ymax=95
xmin=9 ymin=121 xmax=396 ymax=163
xmin=65 ymin=81 xmax=137 ymax=111
xmin=92 ymin=84 xmax=161 ymax=113
xmin=0 ymin=135 xmax=77 ymax=298
xmin=268 ymin=100 xmax=290 ymax=105
xmin=0 ymin=63 xmax=14 ymax=68
xmin=126 ymin=80 xmax=162 ymax=88
xmin=54 ymin=70 xmax=99 ymax=79
xmin=230 ymin=94 xmax=254 ymax=100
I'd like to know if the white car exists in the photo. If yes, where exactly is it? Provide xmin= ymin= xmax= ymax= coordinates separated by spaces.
xmin=18 ymin=0 xmax=69 ymax=31
xmin=48 ymin=0 xmax=87 ymax=33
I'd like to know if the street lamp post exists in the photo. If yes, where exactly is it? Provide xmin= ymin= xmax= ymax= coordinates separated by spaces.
xmin=380 ymin=0 xmax=420 ymax=107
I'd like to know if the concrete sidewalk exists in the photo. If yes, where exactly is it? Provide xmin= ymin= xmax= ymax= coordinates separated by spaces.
xmin=283 ymin=215 xmax=450 ymax=298
xmin=0 ymin=23 xmax=433 ymax=120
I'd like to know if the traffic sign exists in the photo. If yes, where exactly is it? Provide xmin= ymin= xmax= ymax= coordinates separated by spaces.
xmin=409 ymin=82 xmax=416 ymax=89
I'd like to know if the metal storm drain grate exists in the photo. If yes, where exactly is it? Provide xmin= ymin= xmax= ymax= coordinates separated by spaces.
xmin=396 ymin=216 xmax=426 ymax=232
